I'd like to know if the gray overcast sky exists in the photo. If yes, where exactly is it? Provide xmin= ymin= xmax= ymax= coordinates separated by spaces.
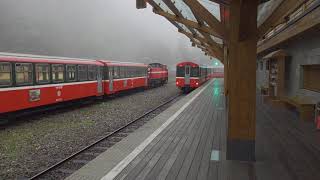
xmin=0 ymin=0 xmax=220 ymax=69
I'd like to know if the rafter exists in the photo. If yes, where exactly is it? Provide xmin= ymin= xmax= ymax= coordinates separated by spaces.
xmin=184 ymin=2 xmax=226 ymax=47
xmin=162 ymin=0 xmax=222 ymax=48
xmin=160 ymin=0 xmax=198 ymax=35
xmin=179 ymin=29 xmax=222 ymax=52
xmin=191 ymin=38 xmax=219 ymax=59
xmin=153 ymin=8 xmax=223 ymax=39
xmin=179 ymin=28 xmax=223 ymax=58
xmin=147 ymin=0 xmax=222 ymax=59
xmin=258 ymin=0 xmax=306 ymax=38
xmin=209 ymin=0 xmax=231 ymax=7
xmin=183 ymin=0 xmax=225 ymax=39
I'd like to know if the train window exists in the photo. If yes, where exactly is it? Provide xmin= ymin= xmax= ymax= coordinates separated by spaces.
xmin=139 ymin=67 xmax=143 ymax=77
xmin=127 ymin=66 xmax=132 ymax=78
xmin=141 ymin=67 xmax=146 ymax=76
xmin=111 ymin=66 xmax=118 ymax=79
xmin=139 ymin=67 xmax=142 ymax=77
xmin=191 ymin=67 xmax=199 ymax=77
xmin=36 ymin=64 xmax=50 ymax=84
xmin=118 ymin=66 xmax=122 ymax=78
xmin=135 ymin=67 xmax=138 ymax=77
xmin=15 ymin=63 xmax=33 ymax=85
xmin=104 ymin=66 xmax=109 ymax=79
xmin=0 ymin=62 xmax=12 ymax=87
xmin=176 ymin=66 xmax=185 ymax=77
xmin=132 ymin=67 xmax=136 ymax=77
xmin=88 ymin=65 xmax=97 ymax=80
xmin=52 ymin=64 xmax=65 ymax=83
xmin=124 ymin=66 xmax=128 ymax=78
xmin=119 ymin=66 xmax=125 ymax=78
xmin=186 ymin=66 xmax=190 ymax=75
xmin=78 ymin=65 xmax=88 ymax=81
xmin=137 ymin=67 xmax=141 ymax=77
xmin=117 ymin=66 xmax=121 ymax=78
xmin=131 ymin=67 xmax=135 ymax=77
xmin=67 ymin=65 xmax=77 ymax=82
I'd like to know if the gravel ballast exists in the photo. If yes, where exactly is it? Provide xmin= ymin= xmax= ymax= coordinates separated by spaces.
xmin=0 ymin=80 xmax=180 ymax=179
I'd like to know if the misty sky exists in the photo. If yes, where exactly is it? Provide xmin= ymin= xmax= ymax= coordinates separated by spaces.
xmin=0 ymin=0 xmax=221 ymax=69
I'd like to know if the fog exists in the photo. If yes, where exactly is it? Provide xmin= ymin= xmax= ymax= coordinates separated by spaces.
xmin=0 ymin=0 xmax=221 ymax=70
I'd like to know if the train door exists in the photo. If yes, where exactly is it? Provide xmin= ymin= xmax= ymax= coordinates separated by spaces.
xmin=185 ymin=65 xmax=191 ymax=85
xmin=97 ymin=66 xmax=103 ymax=94
xmin=109 ymin=66 xmax=113 ymax=92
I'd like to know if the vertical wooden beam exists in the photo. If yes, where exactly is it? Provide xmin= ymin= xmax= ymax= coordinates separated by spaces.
xmin=227 ymin=0 xmax=258 ymax=161
xmin=223 ymin=45 xmax=228 ymax=96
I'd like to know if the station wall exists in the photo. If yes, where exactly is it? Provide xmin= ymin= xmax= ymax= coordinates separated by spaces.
xmin=256 ymin=30 xmax=320 ymax=104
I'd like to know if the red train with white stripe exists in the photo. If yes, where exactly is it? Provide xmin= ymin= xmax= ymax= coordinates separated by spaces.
xmin=0 ymin=53 xmax=163 ymax=115
xmin=99 ymin=60 xmax=148 ymax=95
xmin=147 ymin=63 xmax=168 ymax=86
xmin=176 ymin=61 xmax=224 ymax=92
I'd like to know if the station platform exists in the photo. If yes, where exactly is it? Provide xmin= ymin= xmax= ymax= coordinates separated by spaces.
xmin=67 ymin=78 xmax=320 ymax=180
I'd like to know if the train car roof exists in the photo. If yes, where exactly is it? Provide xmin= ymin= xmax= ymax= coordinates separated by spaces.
xmin=99 ymin=60 xmax=147 ymax=67
xmin=149 ymin=62 xmax=165 ymax=66
xmin=0 ymin=52 xmax=101 ymax=65
xmin=176 ymin=61 xmax=200 ymax=67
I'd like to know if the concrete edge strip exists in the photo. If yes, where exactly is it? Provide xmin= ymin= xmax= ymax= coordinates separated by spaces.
xmin=101 ymin=79 xmax=214 ymax=180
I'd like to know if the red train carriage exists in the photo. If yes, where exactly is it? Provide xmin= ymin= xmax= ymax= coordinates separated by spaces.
xmin=176 ymin=61 xmax=218 ymax=92
xmin=210 ymin=67 xmax=224 ymax=78
xmin=99 ymin=60 xmax=148 ymax=95
xmin=0 ymin=53 xmax=104 ymax=114
xmin=147 ymin=63 xmax=168 ymax=86
xmin=176 ymin=62 xmax=205 ymax=92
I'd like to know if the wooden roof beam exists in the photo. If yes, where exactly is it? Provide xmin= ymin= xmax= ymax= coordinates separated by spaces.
xmin=258 ymin=0 xmax=306 ymax=38
xmin=183 ymin=0 xmax=226 ymax=40
xmin=179 ymin=29 xmax=223 ymax=56
xmin=209 ymin=0 xmax=231 ymax=7
xmin=153 ymin=8 xmax=223 ymax=39
xmin=185 ymin=32 xmax=223 ymax=61
xmin=160 ymin=0 xmax=198 ymax=34
xmin=195 ymin=44 xmax=217 ymax=59
xmin=149 ymin=0 xmax=223 ymax=49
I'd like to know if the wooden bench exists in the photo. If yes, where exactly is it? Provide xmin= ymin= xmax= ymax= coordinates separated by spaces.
xmin=280 ymin=96 xmax=315 ymax=121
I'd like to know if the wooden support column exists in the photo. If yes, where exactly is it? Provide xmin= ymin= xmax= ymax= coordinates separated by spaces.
xmin=226 ymin=0 xmax=258 ymax=161
xmin=223 ymin=46 xmax=228 ymax=96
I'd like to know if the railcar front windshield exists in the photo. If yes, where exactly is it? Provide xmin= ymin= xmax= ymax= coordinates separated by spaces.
xmin=176 ymin=66 xmax=185 ymax=77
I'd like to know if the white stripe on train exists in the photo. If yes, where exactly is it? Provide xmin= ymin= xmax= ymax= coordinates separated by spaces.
xmin=0 ymin=77 xmax=147 ymax=92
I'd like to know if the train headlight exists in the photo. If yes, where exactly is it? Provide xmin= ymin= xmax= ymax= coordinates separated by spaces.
xmin=176 ymin=81 xmax=179 ymax=85
xmin=196 ymin=82 xmax=199 ymax=86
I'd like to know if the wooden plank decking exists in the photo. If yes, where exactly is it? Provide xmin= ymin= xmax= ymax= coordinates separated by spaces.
xmin=113 ymin=79 xmax=227 ymax=180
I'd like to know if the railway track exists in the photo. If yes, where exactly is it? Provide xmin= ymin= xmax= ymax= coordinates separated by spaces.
xmin=29 ymin=93 xmax=182 ymax=180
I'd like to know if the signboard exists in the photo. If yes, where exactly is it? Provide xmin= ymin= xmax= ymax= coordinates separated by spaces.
xmin=29 ymin=89 xmax=41 ymax=102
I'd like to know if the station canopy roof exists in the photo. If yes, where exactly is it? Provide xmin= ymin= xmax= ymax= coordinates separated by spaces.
xmin=139 ymin=0 xmax=304 ymax=62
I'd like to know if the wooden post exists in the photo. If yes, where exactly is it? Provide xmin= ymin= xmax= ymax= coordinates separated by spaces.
xmin=223 ymin=45 xmax=228 ymax=96
xmin=226 ymin=0 xmax=258 ymax=161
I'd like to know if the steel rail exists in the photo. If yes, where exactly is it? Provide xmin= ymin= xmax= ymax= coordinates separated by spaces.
xmin=29 ymin=93 xmax=181 ymax=180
